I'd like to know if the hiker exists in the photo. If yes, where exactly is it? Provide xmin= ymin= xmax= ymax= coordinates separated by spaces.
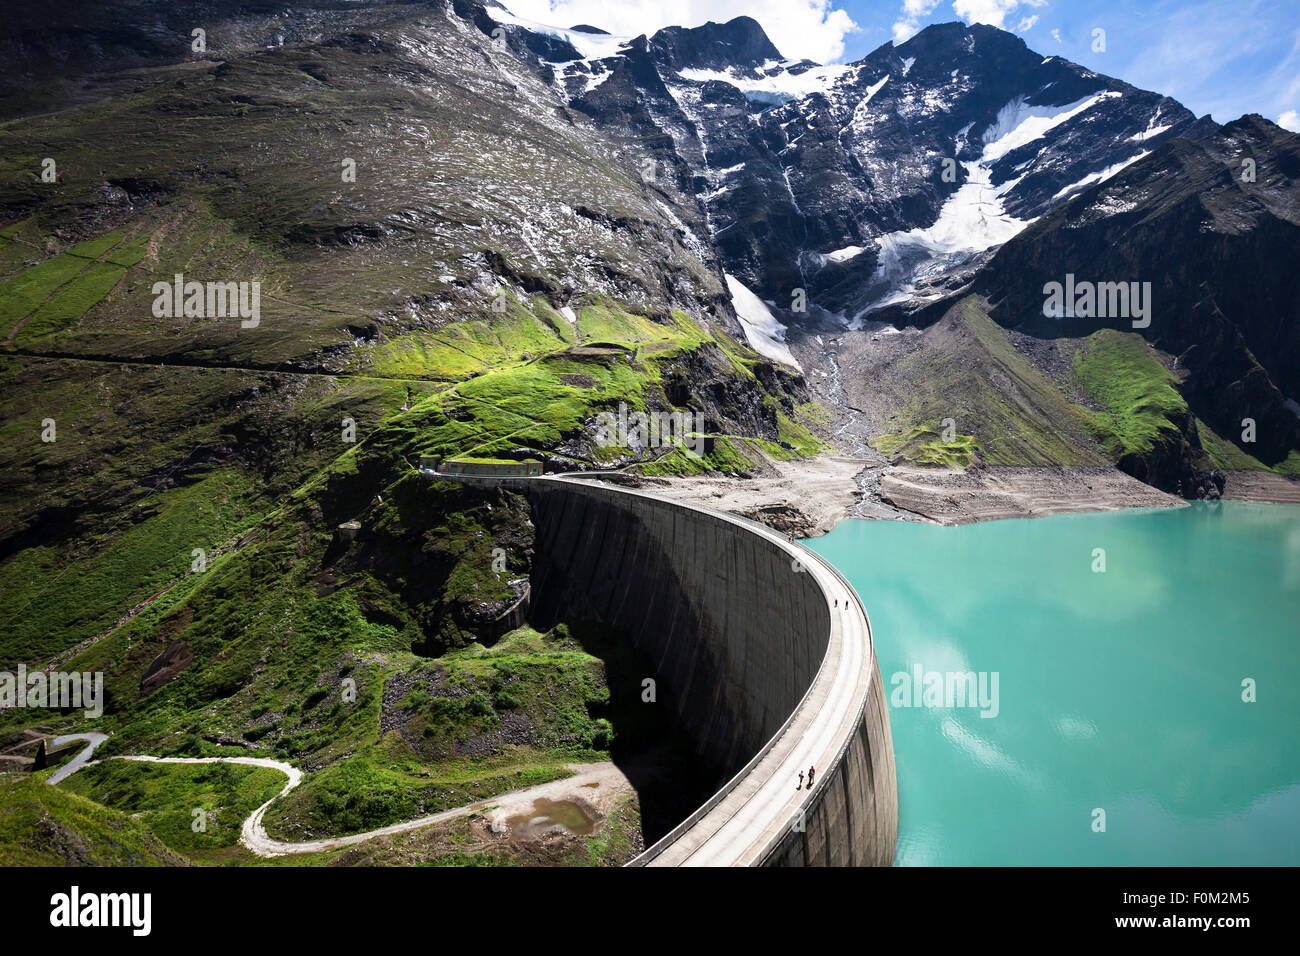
xmin=797 ymin=770 xmax=804 ymax=790
xmin=807 ymin=765 xmax=815 ymax=788
xmin=834 ymin=598 xmax=838 ymax=608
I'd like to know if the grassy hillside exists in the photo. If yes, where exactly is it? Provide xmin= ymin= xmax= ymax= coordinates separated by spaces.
xmin=869 ymin=297 xmax=1108 ymax=466
xmin=864 ymin=296 xmax=1290 ymax=487
xmin=1070 ymin=328 xmax=1193 ymax=474
xmin=0 ymin=774 xmax=190 ymax=866
xmin=0 ymin=1 xmax=823 ymax=669
xmin=257 ymin=620 xmax=682 ymax=842
xmin=59 ymin=760 xmax=285 ymax=859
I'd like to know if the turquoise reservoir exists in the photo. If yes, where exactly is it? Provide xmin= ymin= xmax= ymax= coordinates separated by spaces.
xmin=804 ymin=501 xmax=1300 ymax=865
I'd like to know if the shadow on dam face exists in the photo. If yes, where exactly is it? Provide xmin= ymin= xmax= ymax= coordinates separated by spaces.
xmin=559 ymin=620 xmax=721 ymax=843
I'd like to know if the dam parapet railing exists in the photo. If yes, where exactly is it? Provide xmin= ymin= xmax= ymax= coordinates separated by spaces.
xmin=421 ymin=468 xmax=897 ymax=866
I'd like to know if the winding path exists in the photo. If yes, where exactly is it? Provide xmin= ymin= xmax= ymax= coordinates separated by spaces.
xmin=46 ymin=732 xmax=109 ymax=785
xmin=48 ymin=738 xmax=619 ymax=858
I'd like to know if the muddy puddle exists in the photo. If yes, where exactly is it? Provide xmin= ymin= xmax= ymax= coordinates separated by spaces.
xmin=505 ymin=797 xmax=597 ymax=837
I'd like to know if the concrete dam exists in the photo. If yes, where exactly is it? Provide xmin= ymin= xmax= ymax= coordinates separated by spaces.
xmin=482 ymin=474 xmax=898 ymax=867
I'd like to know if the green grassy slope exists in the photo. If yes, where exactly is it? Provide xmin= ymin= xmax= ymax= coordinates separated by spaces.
xmin=871 ymin=296 xmax=1108 ymax=466
xmin=0 ymin=774 xmax=191 ymax=866
xmin=59 ymin=760 xmax=285 ymax=859
xmin=1070 ymin=329 xmax=1192 ymax=471
xmin=865 ymin=296 xmax=1290 ymax=483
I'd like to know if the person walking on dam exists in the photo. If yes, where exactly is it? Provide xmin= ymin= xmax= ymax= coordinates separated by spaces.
xmin=797 ymin=770 xmax=805 ymax=790
xmin=807 ymin=765 xmax=815 ymax=789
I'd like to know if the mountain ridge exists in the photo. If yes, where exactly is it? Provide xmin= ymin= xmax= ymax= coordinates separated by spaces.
xmin=482 ymin=2 xmax=1297 ymax=487
xmin=1 ymin=0 xmax=1298 ymax=868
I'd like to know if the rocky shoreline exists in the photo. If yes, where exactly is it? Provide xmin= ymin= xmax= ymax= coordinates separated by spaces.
xmin=618 ymin=458 xmax=1300 ymax=535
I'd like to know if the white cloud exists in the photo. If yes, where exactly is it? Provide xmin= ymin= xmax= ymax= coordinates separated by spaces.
xmin=502 ymin=0 xmax=858 ymax=63
xmin=1017 ymin=15 xmax=1039 ymax=32
xmin=892 ymin=0 xmax=941 ymax=45
xmin=951 ymin=0 xmax=1046 ymax=32
xmin=1280 ymin=109 xmax=1300 ymax=132
xmin=952 ymin=0 xmax=1014 ymax=29
xmin=1051 ymin=28 xmax=1061 ymax=43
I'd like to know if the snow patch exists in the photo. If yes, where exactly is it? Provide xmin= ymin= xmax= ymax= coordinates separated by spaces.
xmin=862 ymin=75 xmax=889 ymax=105
xmin=488 ymin=10 xmax=633 ymax=61
xmin=678 ymin=63 xmax=850 ymax=105
xmin=981 ymin=91 xmax=1120 ymax=162
xmin=1129 ymin=123 xmax=1172 ymax=142
xmin=847 ymin=86 xmax=1145 ymax=321
xmin=1052 ymin=151 xmax=1151 ymax=201
xmin=724 ymin=274 xmax=802 ymax=371
xmin=845 ymin=90 xmax=1124 ymax=322
xmin=853 ymin=158 xmax=1033 ymax=323
xmin=822 ymin=245 xmax=866 ymax=263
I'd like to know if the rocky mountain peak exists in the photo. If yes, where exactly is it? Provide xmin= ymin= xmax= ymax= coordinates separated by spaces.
xmin=649 ymin=16 xmax=784 ymax=73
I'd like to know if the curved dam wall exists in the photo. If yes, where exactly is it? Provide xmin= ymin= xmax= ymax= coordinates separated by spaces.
xmin=513 ymin=477 xmax=898 ymax=866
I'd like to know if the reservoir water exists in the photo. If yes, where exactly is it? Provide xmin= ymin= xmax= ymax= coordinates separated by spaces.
xmin=804 ymin=501 xmax=1300 ymax=865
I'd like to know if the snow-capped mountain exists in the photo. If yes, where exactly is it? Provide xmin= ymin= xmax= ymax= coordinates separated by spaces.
xmin=975 ymin=112 xmax=1300 ymax=469
xmin=488 ymin=9 xmax=1195 ymax=330
xmin=3 ymin=0 xmax=1294 ymax=493
xmin=476 ymin=2 xmax=1299 ymax=489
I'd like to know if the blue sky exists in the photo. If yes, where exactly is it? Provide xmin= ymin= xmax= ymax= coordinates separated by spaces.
xmin=840 ymin=0 xmax=1300 ymax=128
xmin=506 ymin=0 xmax=1300 ymax=129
